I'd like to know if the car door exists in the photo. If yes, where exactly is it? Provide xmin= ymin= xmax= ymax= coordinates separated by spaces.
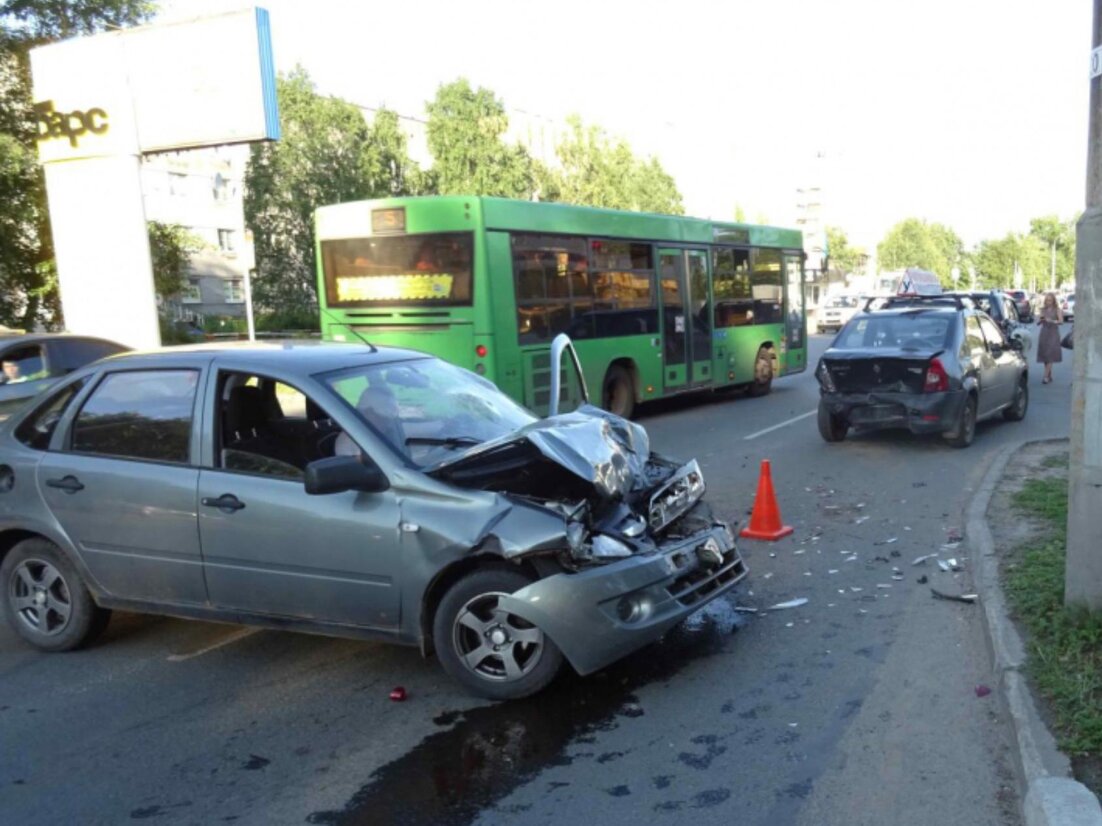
xmin=0 ymin=341 xmax=53 ymax=421
xmin=195 ymin=368 xmax=403 ymax=630
xmin=978 ymin=314 xmax=1017 ymax=410
xmin=962 ymin=314 xmax=999 ymax=416
xmin=38 ymin=366 xmax=208 ymax=604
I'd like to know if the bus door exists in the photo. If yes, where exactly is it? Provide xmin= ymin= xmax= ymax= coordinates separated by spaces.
xmin=658 ymin=248 xmax=714 ymax=392
xmin=783 ymin=251 xmax=806 ymax=374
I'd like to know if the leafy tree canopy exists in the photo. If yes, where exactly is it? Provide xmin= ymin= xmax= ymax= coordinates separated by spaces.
xmin=825 ymin=226 xmax=864 ymax=275
xmin=244 ymin=67 xmax=424 ymax=314
xmin=147 ymin=221 xmax=201 ymax=300
xmin=877 ymin=218 xmax=963 ymax=280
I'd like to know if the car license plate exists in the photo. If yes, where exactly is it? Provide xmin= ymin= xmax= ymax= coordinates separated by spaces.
xmin=854 ymin=404 xmax=901 ymax=422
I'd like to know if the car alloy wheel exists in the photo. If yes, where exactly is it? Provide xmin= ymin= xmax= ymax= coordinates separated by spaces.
xmin=452 ymin=591 xmax=545 ymax=682
xmin=9 ymin=558 xmax=72 ymax=637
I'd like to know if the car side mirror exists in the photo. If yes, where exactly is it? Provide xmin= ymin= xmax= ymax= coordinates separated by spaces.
xmin=989 ymin=342 xmax=1004 ymax=357
xmin=304 ymin=454 xmax=389 ymax=495
xmin=1007 ymin=338 xmax=1023 ymax=352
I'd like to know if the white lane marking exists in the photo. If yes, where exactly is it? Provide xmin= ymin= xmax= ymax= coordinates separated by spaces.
xmin=167 ymin=627 xmax=260 ymax=662
xmin=743 ymin=409 xmax=817 ymax=441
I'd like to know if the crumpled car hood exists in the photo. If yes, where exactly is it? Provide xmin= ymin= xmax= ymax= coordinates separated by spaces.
xmin=424 ymin=405 xmax=650 ymax=500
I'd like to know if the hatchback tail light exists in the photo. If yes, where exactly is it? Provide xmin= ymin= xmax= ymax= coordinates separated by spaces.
xmin=924 ymin=358 xmax=949 ymax=393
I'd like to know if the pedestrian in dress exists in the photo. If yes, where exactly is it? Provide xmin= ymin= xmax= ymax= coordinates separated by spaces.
xmin=1036 ymin=292 xmax=1063 ymax=384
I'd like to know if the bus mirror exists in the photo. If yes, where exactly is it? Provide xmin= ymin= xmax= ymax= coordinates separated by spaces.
xmin=548 ymin=333 xmax=589 ymax=417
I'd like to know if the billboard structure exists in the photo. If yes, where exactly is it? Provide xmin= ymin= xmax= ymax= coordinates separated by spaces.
xmin=31 ymin=8 xmax=279 ymax=348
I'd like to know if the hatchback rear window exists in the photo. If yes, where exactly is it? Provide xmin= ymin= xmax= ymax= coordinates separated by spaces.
xmin=835 ymin=313 xmax=953 ymax=351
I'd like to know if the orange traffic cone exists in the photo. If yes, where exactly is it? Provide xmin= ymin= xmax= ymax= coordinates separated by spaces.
xmin=740 ymin=459 xmax=794 ymax=541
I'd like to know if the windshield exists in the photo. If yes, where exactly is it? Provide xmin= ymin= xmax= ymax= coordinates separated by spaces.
xmin=834 ymin=313 xmax=953 ymax=351
xmin=320 ymin=232 xmax=474 ymax=307
xmin=323 ymin=358 xmax=537 ymax=467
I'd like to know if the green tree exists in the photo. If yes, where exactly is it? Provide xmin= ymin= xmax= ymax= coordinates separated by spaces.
xmin=825 ymin=226 xmax=864 ymax=275
xmin=877 ymin=218 xmax=964 ymax=279
xmin=1028 ymin=215 xmax=1076 ymax=290
xmin=973 ymin=232 xmax=1049 ymax=289
xmin=553 ymin=115 xmax=683 ymax=214
xmin=0 ymin=1 xmax=154 ymax=328
xmin=424 ymin=78 xmax=538 ymax=199
xmin=244 ymin=68 xmax=423 ymax=314
xmin=147 ymin=221 xmax=201 ymax=300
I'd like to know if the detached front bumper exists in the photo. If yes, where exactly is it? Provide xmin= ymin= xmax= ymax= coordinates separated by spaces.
xmin=498 ymin=522 xmax=747 ymax=676
xmin=822 ymin=389 xmax=968 ymax=435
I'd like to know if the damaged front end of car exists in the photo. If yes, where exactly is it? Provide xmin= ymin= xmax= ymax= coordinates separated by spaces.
xmin=425 ymin=403 xmax=748 ymax=675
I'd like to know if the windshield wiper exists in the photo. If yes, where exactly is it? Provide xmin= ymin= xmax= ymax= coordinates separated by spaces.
xmin=405 ymin=436 xmax=483 ymax=448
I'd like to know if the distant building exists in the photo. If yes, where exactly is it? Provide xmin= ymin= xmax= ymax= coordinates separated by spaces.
xmin=141 ymin=145 xmax=254 ymax=329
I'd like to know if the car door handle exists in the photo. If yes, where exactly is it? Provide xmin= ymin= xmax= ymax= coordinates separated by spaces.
xmin=201 ymin=494 xmax=246 ymax=513
xmin=46 ymin=475 xmax=84 ymax=494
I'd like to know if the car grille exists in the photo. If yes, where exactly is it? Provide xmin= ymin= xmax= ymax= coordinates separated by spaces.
xmin=666 ymin=546 xmax=748 ymax=608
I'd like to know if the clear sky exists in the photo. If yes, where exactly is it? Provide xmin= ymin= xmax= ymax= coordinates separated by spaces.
xmin=162 ymin=0 xmax=1092 ymax=250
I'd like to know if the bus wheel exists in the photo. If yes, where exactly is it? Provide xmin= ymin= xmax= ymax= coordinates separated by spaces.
xmin=602 ymin=365 xmax=635 ymax=419
xmin=748 ymin=347 xmax=774 ymax=397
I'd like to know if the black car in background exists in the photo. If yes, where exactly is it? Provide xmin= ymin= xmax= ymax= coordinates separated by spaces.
xmin=1006 ymin=289 xmax=1033 ymax=322
xmin=0 ymin=334 xmax=127 ymax=420
xmin=945 ymin=289 xmax=1033 ymax=350
xmin=815 ymin=302 xmax=1028 ymax=447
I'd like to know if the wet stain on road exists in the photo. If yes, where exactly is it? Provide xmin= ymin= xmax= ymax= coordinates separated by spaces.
xmin=306 ymin=601 xmax=744 ymax=826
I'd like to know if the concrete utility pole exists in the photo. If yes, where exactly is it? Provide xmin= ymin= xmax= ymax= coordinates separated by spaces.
xmin=1066 ymin=0 xmax=1102 ymax=610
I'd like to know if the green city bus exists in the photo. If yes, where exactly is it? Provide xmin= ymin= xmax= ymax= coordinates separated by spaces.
xmin=315 ymin=196 xmax=806 ymax=417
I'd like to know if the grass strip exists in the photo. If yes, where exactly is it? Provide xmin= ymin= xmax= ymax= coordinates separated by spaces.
xmin=1004 ymin=476 xmax=1102 ymax=756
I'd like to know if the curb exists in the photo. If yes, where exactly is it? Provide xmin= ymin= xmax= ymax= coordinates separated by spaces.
xmin=968 ymin=439 xmax=1102 ymax=826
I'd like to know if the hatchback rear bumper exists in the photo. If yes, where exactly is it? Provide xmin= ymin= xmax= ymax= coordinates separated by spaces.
xmin=822 ymin=389 xmax=968 ymax=434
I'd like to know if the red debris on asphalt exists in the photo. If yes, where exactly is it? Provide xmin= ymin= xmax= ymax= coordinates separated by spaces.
xmin=389 ymin=687 xmax=407 ymax=702
xmin=975 ymin=684 xmax=992 ymax=698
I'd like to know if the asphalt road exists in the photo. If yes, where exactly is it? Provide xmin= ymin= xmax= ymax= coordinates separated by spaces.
xmin=0 ymin=329 xmax=1075 ymax=825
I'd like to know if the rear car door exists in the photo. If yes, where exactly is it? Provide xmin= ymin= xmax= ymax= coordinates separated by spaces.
xmin=962 ymin=315 xmax=999 ymax=416
xmin=977 ymin=314 xmax=1017 ymax=410
xmin=195 ymin=369 xmax=402 ymax=630
xmin=38 ymin=366 xmax=208 ymax=604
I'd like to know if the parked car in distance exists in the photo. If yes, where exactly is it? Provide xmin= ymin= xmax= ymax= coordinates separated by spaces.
xmin=815 ymin=301 xmax=1029 ymax=448
xmin=0 ymin=338 xmax=746 ymax=700
xmin=0 ymin=334 xmax=128 ymax=421
xmin=1060 ymin=293 xmax=1075 ymax=322
xmin=1006 ymin=289 xmax=1033 ymax=322
xmin=817 ymin=295 xmax=860 ymax=334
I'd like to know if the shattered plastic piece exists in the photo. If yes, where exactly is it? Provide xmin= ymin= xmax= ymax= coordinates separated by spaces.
xmin=884 ymin=537 xmax=898 ymax=544
xmin=389 ymin=687 xmax=408 ymax=702
xmin=849 ymin=586 xmax=863 ymax=592
xmin=828 ymin=569 xmax=839 ymax=574
xmin=917 ymin=575 xmax=929 ymax=584
xmin=947 ymin=528 xmax=963 ymax=542
xmin=785 ymin=622 xmax=795 ymax=628
xmin=732 ymin=606 xmax=759 ymax=614
xmin=768 ymin=598 xmax=809 ymax=611
xmin=803 ymin=571 xmax=812 ymax=577
xmin=912 ymin=553 xmax=939 ymax=566
xmin=891 ymin=574 xmax=905 ymax=581
xmin=930 ymin=588 xmax=977 ymax=604
xmin=974 ymin=684 xmax=992 ymax=698
xmin=845 ymin=555 xmax=859 ymax=563
xmin=854 ymin=516 xmax=870 ymax=525
xmin=769 ymin=552 xmax=777 ymax=558
xmin=762 ymin=572 xmax=774 ymax=580
xmin=876 ymin=584 xmax=893 ymax=589
xmin=794 ymin=549 xmax=806 ymax=555
xmin=937 ymin=559 xmax=952 ymax=572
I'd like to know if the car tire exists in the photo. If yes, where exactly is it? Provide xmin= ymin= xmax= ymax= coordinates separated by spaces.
xmin=1004 ymin=377 xmax=1029 ymax=421
xmin=817 ymin=400 xmax=849 ymax=442
xmin=602 ymin=364 xmax=635 ymax=419
xmin=944 ymin=394 xmax=977 ymax=448
xmin=748 ymin=347 xmax=774 ymax=397
xmin=433 ymin=568 xmax=564 ymax=700
xmin=1 ymin=538 xmax=110 ymax=652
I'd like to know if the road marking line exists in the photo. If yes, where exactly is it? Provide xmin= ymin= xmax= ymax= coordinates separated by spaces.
xmin=743 ymin=409 xmax=817 ymax=441
xmin=167 ymin=627 xmax=260 ymax=662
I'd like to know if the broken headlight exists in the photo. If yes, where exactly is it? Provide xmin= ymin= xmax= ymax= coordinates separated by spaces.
xmin=591 ymin=534 xmax=634 ymax=559
xmin=648 ymin=460 xmax=705 ymax=532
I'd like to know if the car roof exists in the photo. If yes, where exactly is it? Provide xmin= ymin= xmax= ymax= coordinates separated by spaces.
xmin=0 ymin=332 xmax=124 ymax=346
xmin=95 ymin=340 xmax=431 ymax=376
xmin=861 ymin=306 xmax=962 ymax=318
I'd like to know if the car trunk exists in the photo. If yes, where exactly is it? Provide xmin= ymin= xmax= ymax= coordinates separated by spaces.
xmin=821 ymin=348 xmax=940 ymax=394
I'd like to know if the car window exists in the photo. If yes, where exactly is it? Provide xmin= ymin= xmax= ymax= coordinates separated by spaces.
xmin=52 ymin=338 xmax=125 ymax=373
xmin=1 ymin=344 xmax=47 ymax=385
xmin=14 ymin=378 xmax=88 ymax=451
xmin=978 ymin=315 xmax=1005 ymax=348
xmin=70 ymin=370 xmax=199 ymax=464
xmin=834 ymin=313 xmax=952 ymax=351
xmin=965 ymin=316 xmax=987 ymax=357
xmin=217 ymin=372 xmax=339 ymax=480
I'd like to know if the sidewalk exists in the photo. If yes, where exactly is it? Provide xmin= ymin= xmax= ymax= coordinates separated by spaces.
xmin=970 ymin=439 xmax=1102 ymax=826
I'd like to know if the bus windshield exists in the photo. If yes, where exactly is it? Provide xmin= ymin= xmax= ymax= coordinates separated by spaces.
xmin=320 ymin=232 xmax=474 ymax=307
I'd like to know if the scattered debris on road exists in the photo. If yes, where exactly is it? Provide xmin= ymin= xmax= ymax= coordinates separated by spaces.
xmin=975 ymin=684 xmax=992 ymax=698
xmin=768 ymin=598 xmax=809 ymax=611
xmin=917 ymin=575 xmax=929 ymax=584
xmin=389 ymin=687 xmax=408 ymax=702
xmin=930 ymin=588 xmax=978 ymax=604
xmin=912 ymin=553 xmax=939 ymax=566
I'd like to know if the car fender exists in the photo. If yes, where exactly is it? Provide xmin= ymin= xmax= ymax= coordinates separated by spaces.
xmin=0 ymin=514 xmax=107 ymax=599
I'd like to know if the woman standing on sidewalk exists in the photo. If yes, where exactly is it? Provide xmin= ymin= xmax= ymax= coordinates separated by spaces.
xmin=1036 ymin=292 xmax=1064 ymax=383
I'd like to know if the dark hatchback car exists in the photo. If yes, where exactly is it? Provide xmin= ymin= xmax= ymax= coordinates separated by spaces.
xmin=0 ymin=341 xmax=745 ymax=699
xmin=1006 ymin=289 xmax=1033 ymax=322
xmin=0 ymin=334 xmax=127 ymax=421
xmin=816 ymin=304 xmax=1028 ymax=447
